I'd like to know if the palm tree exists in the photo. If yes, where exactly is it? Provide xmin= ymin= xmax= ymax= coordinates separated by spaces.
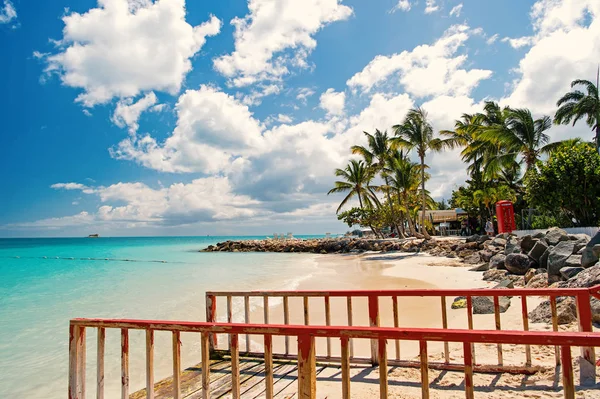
xmin=386 ymin=152 xmax=422 ymax=236
xmin=327 ymin=159 xmax=378 ymax=213
xmin=351 ymin=130 xmax=401 ymax=236
xmin=393 ymin=107 xmax=445 ymax=239
xmin=478 ymin=108 xmax=557 ymax=171
xmin=554 ymin=74 xmax=600 ymax=153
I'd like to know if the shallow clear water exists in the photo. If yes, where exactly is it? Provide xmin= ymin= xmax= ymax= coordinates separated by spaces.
xmin=0 ymin=236 xmax=323 ymax=398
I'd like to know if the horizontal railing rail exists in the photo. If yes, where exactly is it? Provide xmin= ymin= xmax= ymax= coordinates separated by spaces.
xmin=205 ymin=285 xmax=600 ymax=381
xmin=69 ymin=318 xmax=600 ymax=399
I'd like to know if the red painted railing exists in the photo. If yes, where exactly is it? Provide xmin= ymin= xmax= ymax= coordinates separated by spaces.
xmin=69 ymin=318 xmax=600 ymax=399
xmin=206 ymin=286 xmax=600 ymax=380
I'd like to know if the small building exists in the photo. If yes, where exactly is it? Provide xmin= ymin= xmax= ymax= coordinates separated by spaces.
xmin=422 ymin=208 xmax=468 ymax=236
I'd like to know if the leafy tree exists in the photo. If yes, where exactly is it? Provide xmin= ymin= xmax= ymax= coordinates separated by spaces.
xmin=525 ymin=142 xmax=600 ymax=226
xmin=327 ymin=160 xmax=378 ymax=213
xmin=386 ymin=151 xmax=423 ymax=236
xmin=393 ymin=107 xmax=446 ymax=239
xmin=554 ymin=75 xmax=600 ymax=153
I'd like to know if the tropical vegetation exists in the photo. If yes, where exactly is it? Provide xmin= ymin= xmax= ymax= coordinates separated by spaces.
xmin=328 ymin=73 xmax=600 ymax=236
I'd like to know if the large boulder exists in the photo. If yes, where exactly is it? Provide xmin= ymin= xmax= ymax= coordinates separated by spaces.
xmin=520 ymin=235 xmax=538 ymax=253
xmin=581 ymin=232 xmax=600 ymax=268
xmin=539 ymin=246 xmax=552 ymax=269
xmin=489 ymin=253 xmax=506 ymax=269
xmin=466 ymin=235 xmax=481 ymax=243
xmin=547 ymin=241 xmax=576 ymax=276
xmin=479 ymin=250 xmax=494 ymax=262
xmin=528 ymin=240 xmax=549 ymax=263
xmin=564 ymin=254 xmax=582 ymax=268
xmin=464 ymin=253 xmax=482 ymax=264
xmin=469 ymin=263 xmax=490 ymax=272
xmin=472 ymin=295 xmax=511 ymax=314
xmin=504 ymin=237 xmax=521 ymax=255
xmin=559 ymin=264 xmax=600 ymax=288
xmin=526 ymin=272 xmax=549 ymax=288
xmin=505 ymin=253 xmax=534 ymax=275
xmin=560 ymin=266 xmax=584 ymax=280
xmin=545 ymin=227 xmax=569 ymax=246
xmin=490 ymin=237 xmax=507 ymax=247
xmin=529 ymin=297 xmax=577 ymax=324
xmin=483 ymin=269 xmax=508 ymax=282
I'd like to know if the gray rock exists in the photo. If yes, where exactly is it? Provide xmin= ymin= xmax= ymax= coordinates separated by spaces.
xmin=472 ymin=296 xmax=511 ymax=314
xmin=526 ymin=272 xmax=549 ymax=288
xmin=560 ymin=266 xmax=584 ymax=279
xmin=570 ymin=233 xmax=591 ymax=243
xmin=464 ymin=254 xmax=482 ymax=264
xmin=591 ymin=298 xmax=600 ymax=323
xmin=545 ymin=227 xmax=569 ymax=246
xmin=490 ymin=237 xmax=507 ymax=247
xmin=489 ymin=253 xmax=506 ymax=269
xmin=520 ymin=235 xmax=538 ymax=253
xmin=593 ymin=244 xmax=600 ymax=258
xmin=505 ymin=253 xmax=533 ymax=275
xmin=504 ymin=237 xmax=521 ymax=255
xmin=540 ymin=246 xmax=552 ymax=269
xmin=493 ymin=279 xmax=515 ymax=289
xmin=479 ymin=250 xmax=494 ymax=262
xmin=580 ymin=231 xmax=600 ymax=268
xmin=469 ymin=263 xmax=489 ymax=272
xmin=529 ymin=297 xmax=577 ymax=324
xmin=477 ymin=235 xmax=492 ymax=245
xmin=547 ymin=241 xmax=576 ymax=276
xmin=466 ymin=234 xmax=481 ymax=243
xmin=565 ymin=255 xmax=582 ymax=268
xmin=528 ymin=240 xmax=549 ymax=263
xmin=559 ymin=264 xmax=600 ymax=288
xmin=483 ymin=268 xmax=508 ymax=282
xmin=532 ymin=231 xmax=546 ymax=239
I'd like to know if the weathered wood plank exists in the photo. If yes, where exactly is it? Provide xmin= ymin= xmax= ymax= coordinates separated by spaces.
xmin=146 ymin=330 xmax=154 ymax=399
xmin=378 ymin=338 xmax=387 ymax=399
xmin=521 ymin=295 xmax=532 ymax=366
xmin=561 ymin=346 xmax=575 ymax=399
xmin=283 ymin=296 xmax=290 ymax=355
xmin=341 ymin=337 xmax=350 ymax=399
xmin=231 ymin=334 xmax=240 ymax=399
xmin=325 ymin=296 xmax=331 ymax=359
xmin=265 ymin=335 xmax=274 ymax=399
xmin=420 ymin=340 xmax=429 ymax=399
xmin=245 ymin=295 xmax=251 ymax=353
xmin=463 ymin=342 xmax=474 ymax=399
xmin=68 ymin=324 xmax=78 ymax=399
xmin=493 ymin=296 xmax=503 ymax=365
xmin=303 ymin=296 xmax=309 ymax=325
xmin=368 ymin=295 xmax=380 ymax=366
xmin=393 ymin=296 xmax=400 ymax=361
xmin=297 ymin=335 xmax=316 ymax=399
xmin=97 ymin=327 xmax=105 ymax=399
xmin=173 ymin=331 xmax=181 ymax=399
xmin=466 ymin=296 xmax=475 ymax=364
xmin=550 ymin=296 xmax=561 ymax=366
xmin=121 ymin=329 xmax=129 ymax=399
xmin=77 ymin=326 xmax=86 ymax=399
xmin=202 ymin=333 xmax=210 ymax=399
xmin=440 ymin=296 xmax=449 ymax=364
xmin=347 ymin=296 xmax=354 ymax=359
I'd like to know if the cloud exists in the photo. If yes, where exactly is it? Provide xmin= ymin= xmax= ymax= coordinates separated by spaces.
xmin=0 ymin=0 xmax=16 ymax=24
xmin=347 ymin=25 xmax=492 ymax=98
xmin=41 ymin=0 xmax=221 ymax=106
xmin=505 ymin=0 xmax=600 ymax=123
xmin=390 ymin=0 xmax=411 ymax=13
xmin=449 ymin=4 xmax=463 ymax=17
xmin=296 ymin=87 xmax=316 ymax=104
xmin=501 ymin=36 xmax=535 ymax=49
xmin=424 ymin=0 xmax=439 ymax=14
xmin=486 ymin=33 xmax=499 ymax=45
xmin=212 ymin=0 xmax=353 ymax=87
xmin=111 ymin=85 xmax=265 ymax=173
xmin=319 ymin=88 xmax=346 ymax=116
xmin=111 ymin=92 xmax=161 ymax=134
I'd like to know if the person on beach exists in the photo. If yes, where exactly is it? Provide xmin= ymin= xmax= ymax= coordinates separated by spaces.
xmin=485 ymin=219 xmax=494 ymax=237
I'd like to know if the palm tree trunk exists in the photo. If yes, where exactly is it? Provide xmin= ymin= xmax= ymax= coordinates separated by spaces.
xmin=403 ymin=194 xmax=418 ymax=236
xmin=420 ymin=155 xmax=431 ymax=239
xmin=358 ymin=192 xmax=378 ymax=237
xmin=384 ymin=177 xmax=400 ymax=237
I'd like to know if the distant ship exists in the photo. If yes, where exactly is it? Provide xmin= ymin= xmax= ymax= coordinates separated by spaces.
xmin=87 ymin=234 xmax=99 ymax=238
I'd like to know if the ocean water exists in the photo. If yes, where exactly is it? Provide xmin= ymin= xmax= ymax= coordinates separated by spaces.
xmin=0 ymin=236 xmax=324 ymax=398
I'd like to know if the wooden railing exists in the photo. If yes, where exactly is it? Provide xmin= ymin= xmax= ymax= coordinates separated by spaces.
xmin=69 ymin=318 xmax=600 ymax=399
xmin=206 ymin=286 xmax=600 ymax=380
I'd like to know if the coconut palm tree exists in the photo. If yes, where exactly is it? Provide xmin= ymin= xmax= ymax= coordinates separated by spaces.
xmin=554 ymin=75 xmax=600 ymax=153
xmin=351 ymin=130 xmax=401 ymax=236
xmin=392 ymin=107 xmax=445 ymax=239
xmin=327 ymin=159 xmax=378 ymax=213
xmin=478 ymin=108 xmax=557 ymax=171
xmin=386 ymin=152 xmax=422 ymax=237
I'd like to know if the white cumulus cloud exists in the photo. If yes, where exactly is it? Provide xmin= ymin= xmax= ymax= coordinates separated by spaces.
xmin=319 ymin=88 xmax=346 ymax=116
xmin=112 ymin=92 xmax=162 ymax=134
xmin=41 ymin=0 xmax=221 ymax=106
xmin=0 ymin=0 xmax=16 ymax=24
xmin=391 ymin=0 xmax=411 ymax=13
xmin=213 ymin=0 xmax=353 ymax=87
xmin=449 ymin=4 xmax=463 ymax=17
xmin=424 ymin=0 xmax=439 ymax=14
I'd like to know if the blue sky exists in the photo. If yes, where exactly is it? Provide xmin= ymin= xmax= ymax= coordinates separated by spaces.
xmin=0 ymin=0 xmax=598 ymax=237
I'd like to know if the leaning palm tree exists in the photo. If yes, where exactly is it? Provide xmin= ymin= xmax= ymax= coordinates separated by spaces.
xmin=554 ymin=74 xmax=600 ymax=153
xmin=327 ymin=159 xmax=377 ymax=213
xmin=478 ymin=108 xmax=557 ymax=171
xmin=392 ymin=107 xmax=445 ymax=239
xmin=351 ymin=130 xmax=401 ymax=236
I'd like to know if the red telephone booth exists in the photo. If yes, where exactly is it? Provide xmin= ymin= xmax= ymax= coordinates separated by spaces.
xmin=496 ymin=200 xmax=517 ymax=233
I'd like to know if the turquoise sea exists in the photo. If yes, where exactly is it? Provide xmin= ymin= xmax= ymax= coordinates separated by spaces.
xmin=0 ymin=236 xmax=324 ymax=398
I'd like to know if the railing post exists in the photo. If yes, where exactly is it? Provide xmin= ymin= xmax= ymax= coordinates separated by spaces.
xmin=298 ymin=334 xmax=316 ymax=399
xmin=577 ymin=291 xmax=596 ymax=385
xmin=368 ymin=295 xmax=380 ymax=366
xmin=121 ymin=329 xmax=129 ymax=399
xmin=68 ymin=324 xmax=80 ymax=399
xmin=206 ymin=294 xmax=217 ymax=356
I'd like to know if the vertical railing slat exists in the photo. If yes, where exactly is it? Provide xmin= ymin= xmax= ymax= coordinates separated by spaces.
xmin=201 ymin=332 xmax=211 ymax=399
xmin=172 ymin=331 xmax=181 ymax=399
xmin=576 ymin=292 xmax=596 ymax=385
xmin=298 ymin=334 xmax=316 ymax=399
xmin=440 ymin=296 xmax=449 ymax=364
xmin=341 ymin=337 xmax=350 ymax=399
xmin=121 ymin=329 xmax=129 ymax=399
xmin=77 ymin=326 xmax=86 ymax=399
xmin=493 ymin=296 xmax=503 ymax=365
xmin=264 ymin=296 xmax=269 ymax=324
xmin=264 ymin=335 xmax=274 ymax=399
xmin=550 ymin=296 xmax=561 ymax=365
xmin=283 ymin=296 xmax=290 ymax=355
xmin=378 ymin=338 xmax=388 ymax=399
xmin=97 ymin=327 xmax=105 ymax=399
xmin=463 ymin=342 xmax=474 ymax=399
xmin=561 ymin=346 xmax=575 ymax=399
xmin=146 ymin=330 xmax=154 ymax=399
xmin=303 ymin=296 xmax=310 ymax=325
xmin=347 ymin=296 xmax=354 ymax=359
xmin=244 ymin=295 xmax=250 ymax=353
xmin=227 ymin=295 xmax=233 ymax=350
xmin=368 ymin=295 xmax=380 ymax=366
xmin=393 ymin=296 xmax=400 ymax=360
xmin=466 ymin=295 xmax=475 ymax=364
xmin=206 ymin=294 xmax=217 ymax=353
xmin=419 ymin=340 xmax=429 ymax=399
xmin=231 ymin=334 xmax=240 ymax=399
xmin=521 ymin=295 xmax=532 ymax=366
xmin=325 ymin=296 xmax=331 ymax=358
xmin=68 ymin=324 xmax=78 ymax=399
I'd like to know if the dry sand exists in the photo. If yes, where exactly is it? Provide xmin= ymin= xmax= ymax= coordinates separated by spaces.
xmin=247 ymin=252 xmax=600 ymax=398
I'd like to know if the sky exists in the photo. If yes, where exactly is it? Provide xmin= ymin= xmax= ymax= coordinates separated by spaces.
xmin=0 ymin=0 xmax=598 ymax=237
